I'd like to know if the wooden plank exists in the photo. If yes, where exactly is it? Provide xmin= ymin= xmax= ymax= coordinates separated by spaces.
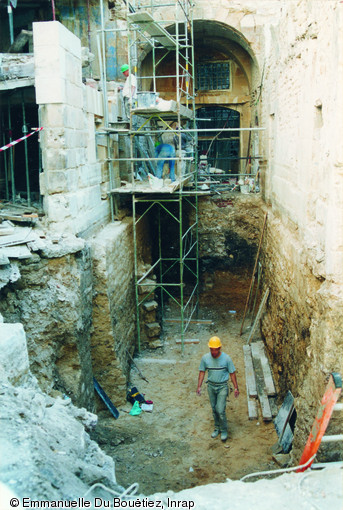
xmin=258 ymin=391 xmax=272 ymax=421
xmin=175 ymin=338 xmax=199 ymax=344
xmin=243 ymin=345 xmax=258 ymax=398
xmin=251 ymin=341 xmax=276 ymax=396
xmin=269 ymin=396 xmax=279 ymax=418
xmin=9 ymin=29 xmax=32 ymax=53
xmin=0 ymin=244 xmax=32 ymax=259
xmin=165 ymin=318 xmax=213 ymax=324
xmin=244 ymin=368 xmax=258 ymax=420
xmin=0 ymin=227 xmax=35 ymax=247
xmin=274 ymin=391 xmax=294 ymax=438
xmin=246 ymin=288 xmax=270 ymax=344
xmin=240 ymin=212 xmax=268 ymax=335
xmin=128 ymin=11 xmax=176 ymax=49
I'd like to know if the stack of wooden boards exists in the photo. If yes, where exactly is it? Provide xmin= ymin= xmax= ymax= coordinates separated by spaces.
xmin=243 ymin=340 xmax=277 ymax=421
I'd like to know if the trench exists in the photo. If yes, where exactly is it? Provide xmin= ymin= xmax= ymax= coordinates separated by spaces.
xmin=1 ymin=195 xmax=341 ymax=496
xmin=88 ymin=195 xmax=282 ymax=494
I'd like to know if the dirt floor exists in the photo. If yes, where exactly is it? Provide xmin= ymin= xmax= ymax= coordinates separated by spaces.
xmin=90 ymin=301 xmax=280 ymax=496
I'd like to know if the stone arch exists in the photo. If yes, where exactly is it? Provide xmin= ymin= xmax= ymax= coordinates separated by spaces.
xmin=138 ymin=19 xmax=260 ymax=174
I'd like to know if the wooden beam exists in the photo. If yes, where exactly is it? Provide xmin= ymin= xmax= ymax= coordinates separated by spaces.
xmin=246 ymin=288 xmax=270 ymax=345
xmin=165 ymin=319 xmax=213 ymax=324
xmin=243 ymin=345 xmax=258 ymax=398
xmin=175 ymin=339 xmax=199 ymax=344
xmin=251 ymin=341 xmax=276 ymax=396
xmin=258 ymin=390 xmax=273 ymax=421
xmin=240 ymin=212 xmax=268 ymax=335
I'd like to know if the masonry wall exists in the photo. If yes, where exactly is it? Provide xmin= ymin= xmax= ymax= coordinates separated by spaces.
xmin=33 ymin=21 xmax=110 ymax=236
xmin=89 ymin=215 xmax=151 ymax=406
xmin=260 ymin=0 xmax=343 ymax=284
xmin=252 ymin=0 xmax=343 ymax=459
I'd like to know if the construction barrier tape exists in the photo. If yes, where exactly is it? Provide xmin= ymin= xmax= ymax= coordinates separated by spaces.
xmin=0 ymin=127 xmax=43 ymax=153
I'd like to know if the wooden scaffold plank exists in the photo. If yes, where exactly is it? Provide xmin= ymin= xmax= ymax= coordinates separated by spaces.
xmin=251 ymin=341 xmax=276 ymax=396
xmin=243 ymin=345 xmax=258 ymax=398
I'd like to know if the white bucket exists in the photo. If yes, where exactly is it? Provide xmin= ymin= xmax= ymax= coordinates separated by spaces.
xmin=240 ymin=184 xmax=249 ymax=194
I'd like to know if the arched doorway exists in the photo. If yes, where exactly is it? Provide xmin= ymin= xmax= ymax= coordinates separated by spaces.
xmin=138 ymin=19 xmax=259 ymax=175
xmin=196 ymin=106 xmax=240 ymax=174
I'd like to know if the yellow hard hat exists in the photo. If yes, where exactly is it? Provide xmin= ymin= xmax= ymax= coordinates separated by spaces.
xmin=208 ymin=336 xmax=222 ymax=348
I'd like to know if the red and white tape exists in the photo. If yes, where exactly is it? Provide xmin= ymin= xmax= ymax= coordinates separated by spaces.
xmin=0 ymin=127 xmax=43 ymax=153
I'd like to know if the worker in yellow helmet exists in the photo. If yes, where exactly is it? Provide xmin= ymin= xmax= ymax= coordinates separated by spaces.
xmin=196 ymin=336 xmax=239 ymax=442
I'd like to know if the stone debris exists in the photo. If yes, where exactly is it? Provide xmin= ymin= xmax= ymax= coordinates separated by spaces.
xmin=0 ymin=322 xmax=124 ymax=506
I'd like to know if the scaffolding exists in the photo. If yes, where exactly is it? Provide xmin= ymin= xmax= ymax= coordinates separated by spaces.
xmin=97 ymin=0 xmax=200 ymax=352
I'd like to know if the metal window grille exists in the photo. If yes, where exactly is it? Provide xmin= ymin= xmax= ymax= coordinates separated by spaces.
xmin=196 ymin=62 xmax=230 ymax=91
xmin=196 ymin=106 xmax=240 ymax=172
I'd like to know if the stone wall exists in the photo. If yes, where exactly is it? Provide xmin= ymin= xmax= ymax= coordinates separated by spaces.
xmin=89 ymin=215 xmax=151 ymax=406
xmin=0 ymin=236 xmax=95 ymax=411
xmin=260 ymin=0 xmax=343 ymax=284
xmin=33 ymin=21 xmax=109 ymax=236
xmin=256 ymin=0 xmax=343 ymax=458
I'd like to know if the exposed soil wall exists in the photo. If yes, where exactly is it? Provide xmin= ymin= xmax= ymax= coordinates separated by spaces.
xmin=197 ymin=193 xmax=264 ymax=308
xmin=0 ymin=243 xmax=95 ymax=411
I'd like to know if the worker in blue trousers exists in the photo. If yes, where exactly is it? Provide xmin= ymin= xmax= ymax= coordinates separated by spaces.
xmin=155 ymin=143 xmax=176 ymax=182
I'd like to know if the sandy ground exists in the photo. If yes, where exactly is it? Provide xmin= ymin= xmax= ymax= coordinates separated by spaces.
xmin=91 ymin=303 xmax=280 ymax=496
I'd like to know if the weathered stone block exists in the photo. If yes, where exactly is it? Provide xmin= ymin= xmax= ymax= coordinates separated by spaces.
xmin=33 ymin=21 xmax=81 ymax=57
xmin=143 ymin=300 xmax=158 ymax=312
xmin=34 ymin=44 xmax=66 ymax=80
xmin=148 ymin=339 xmax=163 ymax=349
xmin=65 ymin=82 xmax=83 ymax=109
xmin=0 ymin=323 xmax=30 ymax=385
xmin=138 ymin=278 xmax=156 ymax=295
xmin=85 ymin=85 xmax=104 ymax=116
xmin=42 ymin=148 xmax=67 ymax=171
xmin=145 ymin=322 xmax=161 ymax=338
xmin=35 ymin=76 xmax=66 ymax=104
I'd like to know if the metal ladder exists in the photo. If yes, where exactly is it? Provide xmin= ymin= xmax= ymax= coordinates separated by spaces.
xmin=297 ymin=372 xmax=342 ymax=472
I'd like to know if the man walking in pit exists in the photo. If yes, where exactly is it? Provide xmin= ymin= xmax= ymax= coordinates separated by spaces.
xmin=196 ymin=336 xmax=239 ymax=441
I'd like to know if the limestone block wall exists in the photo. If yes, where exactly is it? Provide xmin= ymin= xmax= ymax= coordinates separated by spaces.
xmin=33 ymin=21 xmax=109 ymax=236
xmin=254 ymin=0 xmax=343 ymax=458
xmin=260 ymin=0 xmax=343 ymax=284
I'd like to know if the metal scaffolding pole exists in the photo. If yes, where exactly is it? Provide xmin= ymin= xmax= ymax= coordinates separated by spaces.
xmin=100 ymin=0 xmax=199 ymax=352
xmin=7 ymin=99 xmax=15 ymax=202
xmin=21 ymin=91 xmax=31 ymax=206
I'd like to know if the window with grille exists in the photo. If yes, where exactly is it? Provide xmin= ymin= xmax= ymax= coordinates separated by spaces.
xmin=196 ymin=106 xmax=240 ymax=173
xmin=196 ymin=61 xmax=231 ymax=91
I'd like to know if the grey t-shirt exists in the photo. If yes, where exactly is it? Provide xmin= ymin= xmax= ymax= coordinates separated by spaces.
xmin=199 ymin=352 xmax=236 ymax=383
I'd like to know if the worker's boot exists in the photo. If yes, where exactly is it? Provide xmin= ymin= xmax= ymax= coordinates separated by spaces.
xmin=211 ymin=429 xmax=220 ymax=439
xmin=221 ymin=431 xmax=228 ymax=442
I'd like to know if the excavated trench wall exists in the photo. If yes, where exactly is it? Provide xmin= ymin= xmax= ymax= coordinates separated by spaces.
xmin=258 ymin=0 xmax=343 ymax=460
xmin=0 ymin=216 xmax=149 ymax=412
xmin=261 ymin=212 xmax=343 ymax=460
xmin=0 ymin=241 xmax=95 ymax=410
xmin=197 ymin=194 xmax=264 ymax=307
